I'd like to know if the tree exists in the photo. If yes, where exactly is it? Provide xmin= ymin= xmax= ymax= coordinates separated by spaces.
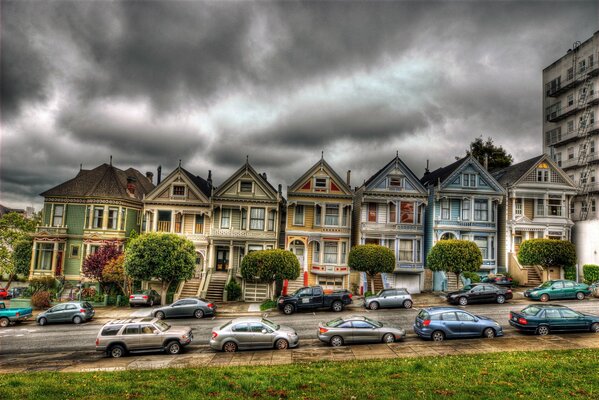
xmin=518 ymin=239 xmax=576 ymax=273
xmin=460 ymin=136 xmax=513 ymax=172
xmin=427 ymin=240 xmax=483 ymax=284
xmin=102 ymin=254 xmax=132 ymax=296
xmin=0 ymin=212 xmax=37 ymax=289
xmin=82 ymin=243 xmax=122 ymax=293
xmin=240 ymin=249 xmax=301 ymax=296
xmin=348 ymin=244 xmax=395 ymax=294
xmin=124 ymin=233 xmax=195 ymax=305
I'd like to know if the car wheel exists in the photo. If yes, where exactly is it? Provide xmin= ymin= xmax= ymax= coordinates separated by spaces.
xmin=283 ymin=304 xmax=295 ymax=315
xmin=38 ymin=317 xmax=47 ymax=326
xmin=330 ymin=335 xmax=344 ymax=347
xmin=109 ymin=345 xmax=126 ymax=358
xmin=155 ymin=311 xmax=166 ymax=320
xmin=540 ymin=294 xmax=550 ymax=302
xmin=194 ymin=309 xmax=204 ymax=319
xmin=483 ymin=328 xmax=496 ymax=339
xmin=590 ymin=323 xmax=599 ymax=333
xmin=431 ymin=330 xmax=445 ymax=342
xmin=73 ymin=316 xmax=83 ymax=324
xmin=403 ymin=300 xmax=413 ymax=309
xmin=166 ymin=341 xmax=182 ymax=355
xmin=275 ymin=339 xmax=289 ymax=350
xmin=368 ymin=301 xmax=379 ymax=310
xmin=576 ymin=292 xmax=585 ymax=300
xmin=382 ymin=333 xmax=395 ymax=343
xmin=332 ymin=301 xmax=343 ymax=312
xmin=129 ymin=304 xmax=135 ymax=308
xmin=496 ymin=295 xmax=506 ymax=304
xmin=458 ymin=297 xmax=468 ymax=306
xmin=223 ymin=341 xmax=238 ymax=352
xmin=0 ymin=317 xmax=9 ymax=328
xmin=536 ymin=325 xmax=550 ymax=336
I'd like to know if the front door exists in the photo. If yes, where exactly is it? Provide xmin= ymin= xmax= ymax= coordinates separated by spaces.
xmin=514 ymin=234 xmax=522 ymax=253
xmin=55 ymin=251 xmax=63 ymax=276
xmin=216 ymin=249 xmax=229 ymax=271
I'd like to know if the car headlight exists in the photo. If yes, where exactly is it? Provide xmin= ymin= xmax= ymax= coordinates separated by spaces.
xmin=531 ymin=291 xmax=539 ymax=296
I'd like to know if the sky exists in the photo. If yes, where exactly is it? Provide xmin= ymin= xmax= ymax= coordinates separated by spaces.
xmin=1 ymin=0 xmax=598 ymax=209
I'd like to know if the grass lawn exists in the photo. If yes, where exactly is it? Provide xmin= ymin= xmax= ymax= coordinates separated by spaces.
xmin=2 ymin=349 xmax=598 ymax=399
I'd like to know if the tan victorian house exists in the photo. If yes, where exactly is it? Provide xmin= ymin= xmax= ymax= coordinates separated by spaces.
xmin=141 ymin=164 xmax=213 ymax=300
xmin=493 ymin=155 xmax=578 ymax=285
xmin=286 ymin=157 xmax=353 ymax=292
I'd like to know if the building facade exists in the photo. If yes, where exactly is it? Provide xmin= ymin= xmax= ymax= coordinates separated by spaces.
xmin=353 ymin=154 xmax=428 ymax=294
xmin=421 ymin=156 xmax=506 ymax=291
xmin=286 ymin=157 xmax=353 ymax=292
xmin=493 ymin=155 xmax=577 ymax=285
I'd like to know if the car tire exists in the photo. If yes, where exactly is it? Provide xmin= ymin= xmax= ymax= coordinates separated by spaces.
xmin=38 ymin=317 xmax=47 ymax=326
xmin=0 ymin=317 xmax=9 ymax=328
xmin=166 ymin=341 xmax=182 ymax=355
xmin=576 ymin=292 xmax=585 ymax=300
xmin=368 ymin=301 xmax=379 ymax=310
xmin=540 ymin=294 xmax=550 ymax=302
xmin=431 ymin=330 xmax=445 ymax=342
xmin=496 ymin=295 xmax=506 ymax=304
xmin=275 ymin=339 xmax=289 ymax=350
xmin=382 ymin=333 xmax=395 ymax=343
xmin=283 ymin=304 xmax=295 ymax=315
xmin=332 ymin=301 xmax=343 ymax=312
xmin=155 ymin=311 xmax=166 ymax=320
xmin=458 ymin=297 xmax=468 ymax=306
xmin=330 ymin=335 xmax=344 ymax=347
xmin=590 ymin=323 xmax=599 ymax=333
xmin=223 ymin=341 xmax=238 ymax=352
xmin=129 ymin=304 xmax=135 ymax=308
xmin=403 ymin=300 xmax=413 ymax=309
xmin=73 ymin=316 xmax=83 ymax=324
xmin=109 ymin=345 xmax=126 ymax=358
xmin=194 ymin=309 xmax=204 ymax=319
xmin=483 ymin=328 xmax=496 ymax=339
xmin=536 ymin=325 xmax=550 ymax=336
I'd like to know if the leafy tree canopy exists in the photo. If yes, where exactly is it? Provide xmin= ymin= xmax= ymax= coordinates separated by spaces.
xmin=82 ymin=243 xmax=123 ymax=293
xmin=240 ymin=249 xmax=300 ymax=284
xmin=0 ymin=212 xmax=38 ymax=289
xmin=460 ymin=136 xmax=513 ymax=172
xmin=518 ymin=239 xmax=576 ymax=269
xmin=348 ymin=244 xmax=395 ymax=293
xmin=427 ymin=240 xmax=482 ymax=277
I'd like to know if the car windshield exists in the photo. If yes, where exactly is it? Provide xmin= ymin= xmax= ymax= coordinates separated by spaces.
xmin=261 ymin=318 xmax=279 ymax=331
xmin=417 ymin=310 xmax=430 ymax=320
xmin=539 ymin=281 xmax=553 ymax=289
xmin=325 ymin=318 xmax=344 ymax=327
xmin=154 ymin=320 xmax=170 ymax=332
xmin=362 ymin=317 xmax=383 ymax=328
xmin=375 ymin=290 xmax=384 ymax=296
xmin=521 ymin=306 xmax=541 ymax=316
xmin=219 ymin=320 xmax=232 ymax=330
xmin=142 ymin=290 xmax=151 ymax=295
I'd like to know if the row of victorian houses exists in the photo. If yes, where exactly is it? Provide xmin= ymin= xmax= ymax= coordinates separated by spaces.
xmin=29 ymin=152 xmax=578 ymax=301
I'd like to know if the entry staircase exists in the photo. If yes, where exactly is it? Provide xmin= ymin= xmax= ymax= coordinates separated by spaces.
xmin=206 ymin=272 xmax=227 ymax=302
xmin=178 ymin=278 xmax=202 ymax=299
xmin=446 ymin=273 xmax=462 ymax=291
xmin=525 ymin=267 xmax=543 ymax=287
xmin=286 ymin=276 xmax=305 ymax=294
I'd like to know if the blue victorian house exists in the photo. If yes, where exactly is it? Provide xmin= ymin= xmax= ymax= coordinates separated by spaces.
xmin=420 ymin=156 xmax=506 ymax=291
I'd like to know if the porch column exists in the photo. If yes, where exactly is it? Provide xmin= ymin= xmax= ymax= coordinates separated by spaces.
xmin=264 ymin=207 xmax=269 ymax=231
xmin=29 ymin=242 xmax=38 ymax=278
xmin=152 ymin=209 xmax=158 ymax=232
xmin=170 ymin=211 xmax=175 ymax=233
xmin=208 ymin=241 xmax=215 ymax=271
xmin=88 ymin=206 xmax=94 ymax=229
xmin=51 ymin=242 xmax=59 ymax=275
xmin=117 ymin=207 xmax=123 ymax=231
xmin=512 ymin=196 xmax=516 ymax=217
xmin=228 ymin=244 xmax=234 ymax=271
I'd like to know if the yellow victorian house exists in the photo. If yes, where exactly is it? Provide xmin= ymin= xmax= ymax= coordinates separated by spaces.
xmin=285 ymin=156 xmax=353 ymax=292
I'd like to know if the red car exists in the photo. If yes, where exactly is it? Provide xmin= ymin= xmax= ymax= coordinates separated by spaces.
xmin=0 ymin=288 xmax=8 ymax=300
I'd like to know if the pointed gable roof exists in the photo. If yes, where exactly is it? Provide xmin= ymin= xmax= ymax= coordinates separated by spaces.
xmin=41 ymin=163 xmax=154 ymax=201
xmin=288 ymin=157 xmax=352 ymax=195
xmin=420 ymin=155 xmax=505 ymax=193
xmin=492 ymin=154 xmax=576 ymax=188
xmin=363 ymin=154 xmax=427 ymax=194
xmin=213 ymin=160 xmax=279 ymax=200
xmin=180 ymin=168 xmax=211 ymax=198
xmin=420 ymin=156 xmax=467 ymax=187
xmin=144 ymin=166 xmax=211 ymax=202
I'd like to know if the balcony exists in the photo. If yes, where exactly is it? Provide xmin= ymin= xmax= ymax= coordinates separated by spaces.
xmin=546 ymin=61 xmax=599 ymax=97
xmin=211 ymin=228 xmax=277 ymax=240
xmin=36 ymin=226 xmax=68 ymax=237
xmin=395 ymin=261 xmax=424 ymax=272
xmin=83 ymin=229 xmax=127 ymax=240
xmin=310 ymin=264 xmax=350 ymax=276
xmin=361 ymin=222 xmax=423 ymax=233
xmin=157 ymin=221 xmax=171 ymax=232
xmin=434 ymin=220 xmax=496 ymax=229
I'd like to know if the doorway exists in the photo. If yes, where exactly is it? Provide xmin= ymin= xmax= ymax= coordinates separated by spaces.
xmin=215 ymin=248 xmax=229 ymax=271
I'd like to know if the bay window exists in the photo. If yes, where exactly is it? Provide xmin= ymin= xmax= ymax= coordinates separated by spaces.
xmin=325 ymin=204 xmax=339 ymax=226
xmin=52 ymin=205 xmax=64 ymax=227
xmin=220 ymin=208 xmax=231 ymax=229
xmin=294 ymin=205 xmax=304 ymax=225
xmin=474 ymin=236 xmax=488 ymax=259
xmin=389 ymin=202 xmax=397 ymax=223
xmin=399 ymin=240 xmax=413 ymax=262
xmin=323 ymin=242 xmax=338 ymax=264
xmin=93 ymin=207 xmax=104 ymax=229
xmin=250 ymin=208 xmax=265 ymax=230
xmin=400 ymin=202 xmax=414 ymax=223
xmin=474 ymin=200 xmax=488 ymax=221
xmin=462 ymin=199 xmax=470 ymax=220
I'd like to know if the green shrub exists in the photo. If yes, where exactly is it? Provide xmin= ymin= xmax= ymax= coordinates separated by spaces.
xmin=27 ymin=277 xmax=56 ymax=296
xmin=364 ymin=291 xmax=375 ymax=298
xmin=563 ymin=265 xmax=577 ymax=281
xmin=81 ymin=287 xmax=97 ymax=300
xmin=463 ymin=271 xmax=481 ymax=283
xmin=583 ymin=264 xmax=599 ymax=284
xmin=31 ymin=291 xmax=52 ymax=309
xmin=225 ymin=280 xmax=242 ymax=301
xmin=260 ymin=299 xmax=277 ymax=311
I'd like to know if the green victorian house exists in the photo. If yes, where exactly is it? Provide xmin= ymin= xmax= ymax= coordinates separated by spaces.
xmin=30 ymin=163 xmax=154 ymax=283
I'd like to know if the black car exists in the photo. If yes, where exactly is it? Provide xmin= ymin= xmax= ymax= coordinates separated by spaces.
xmin=277 ymin=286 xmax=353 ymax=315
xmin=509 ymin=304 xmax=599 ymax=335
xmin=446 ymin=283 xmax=513 ymax=306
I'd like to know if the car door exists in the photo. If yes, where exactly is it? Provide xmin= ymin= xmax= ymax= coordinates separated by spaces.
xmin=482 ymin=285 xmax=498 ymax=303
xmin=180 ymin=299 xmax=198 ymax=317
xmin=559 ymin=309 xmax=588 ymax=331
xmin=249 ymin=322 xmax=276 ymax=348
xmin=334 ymin=320 xmax=354 ymax=344
xmin=551 ymin=281 xmax=565 ymax=299
xmin=231 ymin=323 xmax=252 ymax=349
xmin=139 ymin=323 xmax=163 ymax=349
xmin=468 ymin=286 xmax=484 ymax=304
xmin=562 ymin=281 xmax=576 ymax=299
xmin=350 ymin=320 xmax=378 ymax=343
xmin=311 ymin=287 xmax=323 ymax=308
xmin=440 ymin=312 xmax=461 ymax=337
xmin=64 ymin=303 xmax=78 ymax=322
xmin=544 ymin=308 xmax=563 ymax=331
xmin=46 ymin=304 xmax=66 ymax=322
xmin=121 ymin=324 xmax=141 ymax=350
xmin=168 ymin=300 xmax=187 ymax=317
xmin=456 ymin=311 xmax=480 ymax=336
xmin=376 ymin=290 xmax=391 ymax=308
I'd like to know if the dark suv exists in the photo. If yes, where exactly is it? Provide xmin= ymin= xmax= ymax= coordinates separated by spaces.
xmin=96 ymin=317 xmax=193 ymax=358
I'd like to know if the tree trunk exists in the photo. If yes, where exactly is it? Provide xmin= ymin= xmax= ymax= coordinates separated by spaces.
xmin=370 ymin=274 xmax=375 ymax=294
xmin=455 ymin=272 xmax=461 ymax=289
xmin=5 ymin=274 xmax=14 ymax=290
xmin=161 ymin=281 xmax=170 ymax=305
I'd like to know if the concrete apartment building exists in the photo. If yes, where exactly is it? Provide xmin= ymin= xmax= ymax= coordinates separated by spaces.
xmin=543 ymin=30 xmax=599 ymax=267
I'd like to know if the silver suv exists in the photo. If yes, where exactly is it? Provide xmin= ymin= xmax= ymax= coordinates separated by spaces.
xmin=364 ymin=288 xmax=413 ymax=310
xmin=95 ymin=317 xmax=193 ymax=358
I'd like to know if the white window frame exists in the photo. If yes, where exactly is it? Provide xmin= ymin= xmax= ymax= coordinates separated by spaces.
xmin=441 ymin=199 xmax=450 ymax=219
xmin=314 ymin=177 xmax=327 ymax=191
xmin=324 ymin=204 xmax=339 ymax=226
xmin=172 ymin=185 xmax=186 ymax=197
xmin=52 ymin=204 xmax=64 ymax=227
xmin=323 ymin=241 xmax=338 ymax=264
xmin=462 ymin=199 xmax=470 ymax=221
xmin=293 ymin=205 xmax=305 ymax=226
xmin=220 ymin=208 xmax=231 ymax=229
xmin=398 ymin=240 xmax=414 ymax=262
xmin=250 ymin=208 xmax=265 ymax=230
xmin=473 ymin=199 xmax=488 ymax=221
xmin=239 ymin=181 xmax=253 ymax=193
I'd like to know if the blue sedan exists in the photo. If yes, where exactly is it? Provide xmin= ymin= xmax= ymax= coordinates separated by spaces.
xmin=413 ymin=306 xmax=503 ymax=342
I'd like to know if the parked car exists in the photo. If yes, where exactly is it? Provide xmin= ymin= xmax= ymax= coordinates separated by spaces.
xmin=36 ymin=302 xmax=95 ymax=326
xmin=96 ymin=317 xmax=193 ymax=358
xmin=0 ymin=301 xmax=33 ymax=327
xmin=0 ymin=288 xmax=8 ymax=300
xmin=481 ymin=275 xmax=513 ymax=287
xmin=153 ymin=297 xmax=215 ymax=319
xmin=523 ymin=280 xmax=591 ymax=302
xmin=277 ymin=286 xmax=353 ymax=315
xmin=210 ymin=317 xmax=299 ymax=352
xmin=509 ymin=304 xmax=599 ymax=335
xmin=129 ymin=290 xmax=161 ymax=307
xmin=318 ymin=315 xmax=405 ymax=347
xmin=364 ymin=288 xmax=413 ymax=310
xmin=7 ymin=287 xmax=27 ymax=299
xmin=413 ymin=307 xmax=503 ymax=342
xmin=446 ymin=283 xmax=513 ymax=306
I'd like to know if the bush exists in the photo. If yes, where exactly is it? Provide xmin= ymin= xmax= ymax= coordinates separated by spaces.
xmin=463 ymin=271 xmax=481 ymax=283
xmin=364 ymin=291 xmax=375 ymax=298
xmin=81 ymin=287 xmax=97 ymax=300
xmin=31 ymin=291 xmax=52 ymax=309
xmin=27 ymin=277 xmax=56 ymax=296
xmin=225 ymin=280 xmax=242 ymax=301
xmin=583 ymin=264 xmax=599 ymax=284
xmin=564 ymin=265 xmax=577 ymax=281
xmin=260 ymin=299 xmax=277 ymax=311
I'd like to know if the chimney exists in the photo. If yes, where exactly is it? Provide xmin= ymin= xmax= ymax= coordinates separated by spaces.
xmin=424 ymin=160 xmax=430 ymax=176
xmin=127 ymin=176 xmax=137 ymax=195
xmin=278 ymin=184 xmax=282 ymax=195
xmin=484 ymin=154 xmax=489 ymax=170
xmin=146 ymin=171 xmax=154 ymax=183
xmin=262 ymin=172 xmax=267 ymax=181
xmin=346 ymin=170 xmax=351 ymax=186
xmin=207 ymin=170 xmax=212 ymax=188
xmin=157 ymin=165 xmax=162 ymax=184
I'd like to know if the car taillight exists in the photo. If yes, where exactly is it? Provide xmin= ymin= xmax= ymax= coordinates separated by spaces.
xmin=80 ymin=309 xmax=86 ymax=313
xmin=509 ymin=313 xmax=513 ymax=319
xmin=207 ymin=303 xmax=214 ymax=309
xmin=95 ymin=338 xmax=99 ymax=346
xmin=423 ymin=320 xmax=431 ymax=327
xmin=142 ymin=295 xmax=148 ymax=299
xmin=319 ymin=327 xmax=329 ymax=334
xmin=130 ymin=295 xmax=134 ymax=299
xmin=518 ymin=318 xmax=528 ymax=325
xmin=507 ymin=290 xmax=512 ymax=293
xmin=15 ymin=312 xmax=20 ymax=317
xmin=348 ymin=293 xmax=353 ymax=299
xmin=211 ymin=331 xmax=218 ymax=339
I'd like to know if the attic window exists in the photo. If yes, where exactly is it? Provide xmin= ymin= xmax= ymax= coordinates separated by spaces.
xmin=462 ymin=174 xmax=477 ymax=187
xmin=240 ymin=181 xmax=253 ymax=192
xmin=389 ymin=177 xmax=403 ymax=189
xmin=536 ymin=169 xmax=549 ymax=182
xmin=172 ymin=185 xmax=185 ymax=196
xmin=315 ymin=178 xmax=327 ymax=191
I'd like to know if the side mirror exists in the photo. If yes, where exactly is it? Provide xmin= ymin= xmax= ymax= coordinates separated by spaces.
xmin=473 ymin=318 xmax=479 ymax=322
xmin=261 ymin=329 xmax=268 ymax=334
xmin=154 ymin=330 xmax=160 ymax=334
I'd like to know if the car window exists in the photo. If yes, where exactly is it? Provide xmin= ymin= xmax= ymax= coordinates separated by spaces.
xmin=540 ymin=281 xmax=553 ymax=288
xmin=521 ymin=306 xmax=541 ymax=316
xmin=123 ymin=325 xmax=140 ymax=335
xmin=560 ymin=309 xmax=580 ymax=318
xmin=471 ymin=286 xmax=483 ymax=293
xmin=140 ymin=324 xmax=155 ymax=334
xmin=442 ymin=312 xmax=458 ymax=321
xmin=171 ymin=301 xmax=184 ymax=307
xmin=232 ymin=323 xmax=249 ymax=332
xmin=397 ymin=289 xmax=408 ymax=295
xmin=261 ymin=319 xmax=279 ymax=331
xmin=297 ymin=288 xmax=313 ymax=297
xmin=363 ymin=317 xmax=383 ymax=328
xmin=249 ymin=322 xmax=265 ymax=333
xmin=417 ymin=310 xmax=430 ymax=320
xmin=351 ymin=321 xmax=374 ymax=329
xmin=456 ymin=312 xmax=476 ymax=322
xmin=52 ymin=304 xmax=66 ymax=312
xmin=552 ymin=282 xmax=564 ymax=289
xmin=65 ymin=304 xmax=77 ymax=310
xmin=325 ymin=318 xmax=344 ymax=327
xmin=545 ymin=309 xmax=561 ymax=318
xmin=462 ymin=285 xmax=474 ymax=291
xmin=83 ymin=302 xmax=93 ymax=309
xmin=101 ymin=325 xmax=122 ymax=336
xmin=563 ymin=282 xmax=574 ymax=288
xmin=338 ymin=321 xmax=353 ymax=328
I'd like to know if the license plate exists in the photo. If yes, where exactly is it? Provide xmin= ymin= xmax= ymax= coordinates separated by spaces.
xmin=135 ymin=296 xmax=142 ymax=299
